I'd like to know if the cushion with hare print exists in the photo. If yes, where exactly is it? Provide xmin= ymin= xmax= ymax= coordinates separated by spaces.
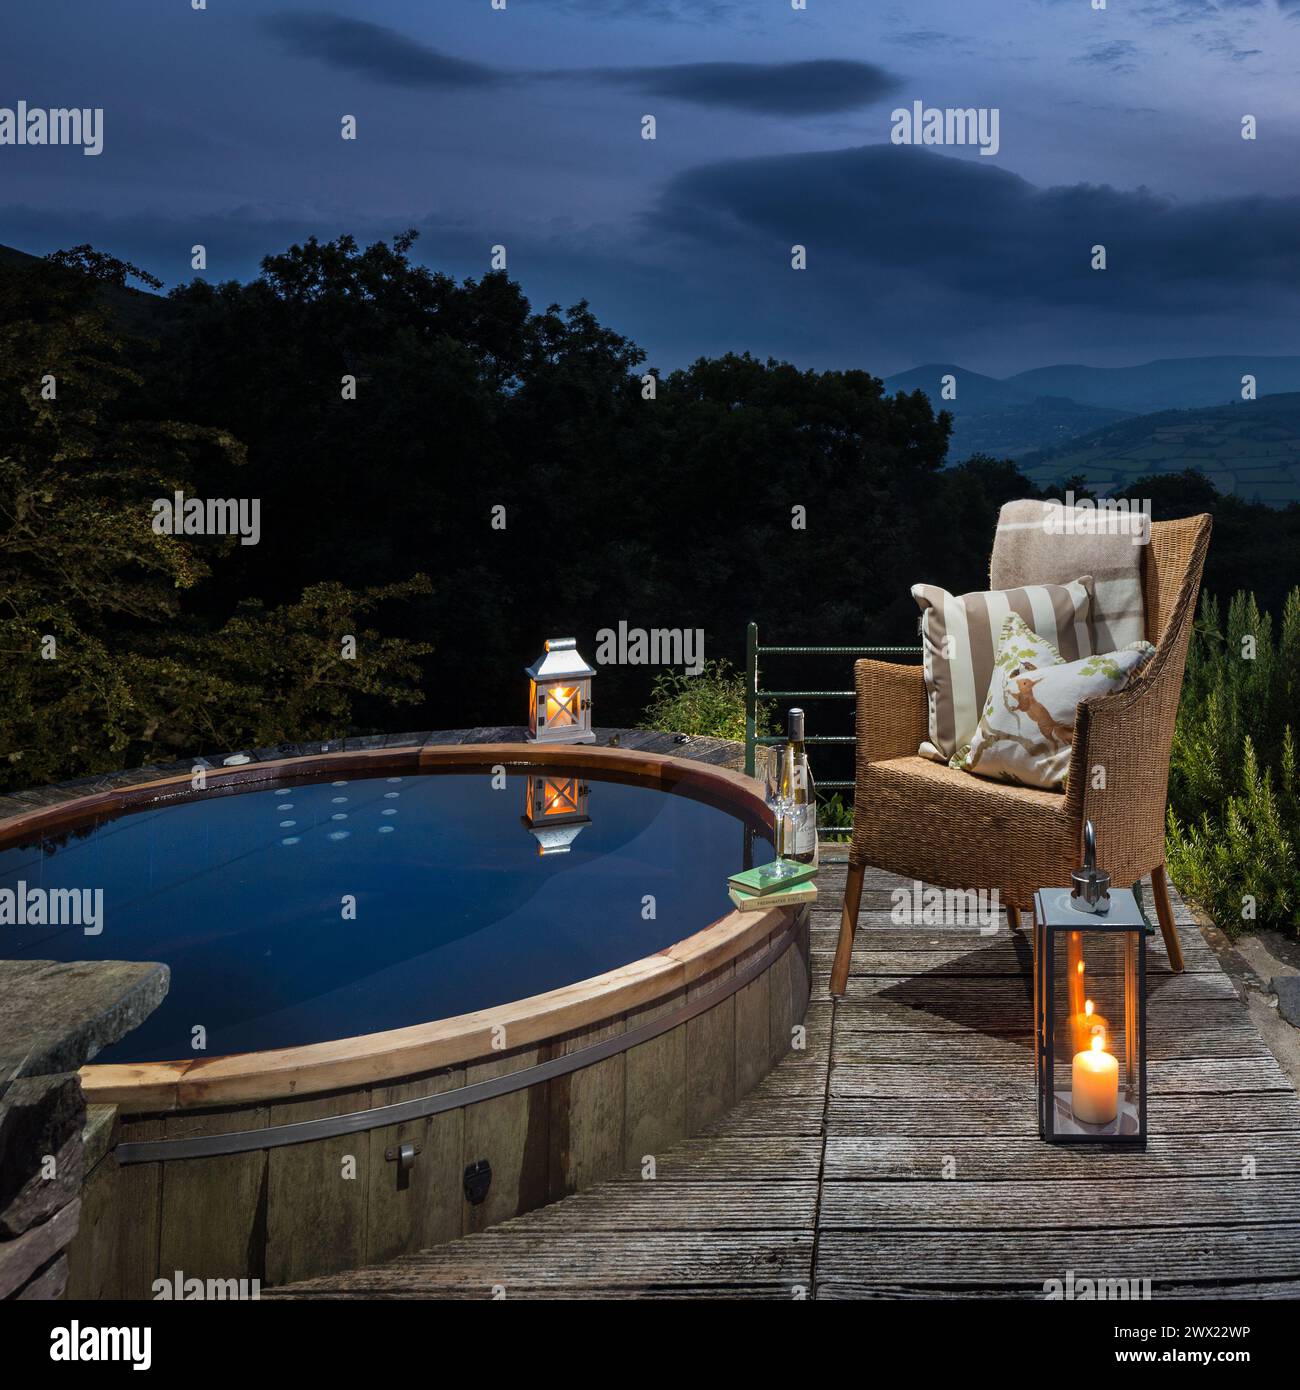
xmin=951 ymin=615 xmax=1155 ymax=791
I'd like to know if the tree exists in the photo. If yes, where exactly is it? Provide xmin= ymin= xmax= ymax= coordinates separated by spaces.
xmin=0 ymin=252 xmax=431 ymax=790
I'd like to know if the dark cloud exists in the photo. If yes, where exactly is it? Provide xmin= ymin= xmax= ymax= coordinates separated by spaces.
xmin=649 ymin=143 xmax=1300 ymax=316
xmin=528 ymin=0 xmax=737 ymax=16
xmin=1198 ymin=30 xmax=1265 ymax=56
xmin=263 ymin=14 xmax=500 ymax=89
xmin=1135 ymin=0 xmax=1263 ymax=23
xmin=1075 ymin=41 xmax=1142 ymax=73
xmin=888 ymin=30 xmax=959 ymax=49
xmin=263 ymin=13 xmax=900 ymax=116
xmin=585 ymin=59 xmax=901 ymax=115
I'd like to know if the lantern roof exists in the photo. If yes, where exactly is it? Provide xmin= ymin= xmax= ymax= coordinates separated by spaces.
xmin=525 ymin=637 xmax=596 ymax=682
xmin=1034 ymin=886 xmax=1146 ymax=930
xmin=526 ymin=821 xmax=589 ymax=854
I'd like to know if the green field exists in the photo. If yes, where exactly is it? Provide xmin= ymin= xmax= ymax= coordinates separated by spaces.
xmin=1015 ymin=394 xmax=1300 ymax=505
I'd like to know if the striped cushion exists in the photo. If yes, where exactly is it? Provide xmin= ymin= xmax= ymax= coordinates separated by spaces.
xmin=911 ymin=576 xmax=1094 ymax=762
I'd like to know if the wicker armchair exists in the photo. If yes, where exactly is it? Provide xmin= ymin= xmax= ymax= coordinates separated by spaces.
xmin=829 ymin=513 xmax=1212 ymax=996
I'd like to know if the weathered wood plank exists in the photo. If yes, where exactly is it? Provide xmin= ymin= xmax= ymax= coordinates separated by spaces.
xmin=829 ymin=1056 xmax=1294 ymax=1100
xmin=622 ymin=988 xmax=687 ymax=1170
xmin=825 ymin=1092 xmax=1300 ymax=1137
xmin=832 ymin=1025 xmax=1272 ymax=1065
xmin=734 ymin=931 xmax=772 ymax=1099
xmin=605 ymin=1135 xmax=821 ymax=1181
xmin=266 ymin=1230 xmax=813 ymax=1296
xmin=833 ymin=994 xmax=1252 ymax=1035
xmin=815 ymin=1225 xmax=1300 ymax=1287
xmin=810 ymin=939 xmax=1218 ymax=976
xmin=823 ymin=1132 xmax=1300 ymax=1182
xmin=818 ymin=1176 xmax=1300 ymax=1229
xmin=460 ymin=1049 xmax=550 ymax=1236
xmin=473 ymin=1180 xmax=818 ymax=1230
xmin=367 ymin=1069 xmax=464 ymax=1264
xmin=159 ymin=1104 xmax=268 ymax=1284
xmin=64 ymin=1116 xmax=164 ymax=1301
xmin=265 ymin=1089 xmax=370 ymax=1286
xmin=685 ymin=963 xmax=736 ymax=1134
xmin=547 ymin=1018 xmax=625 ymax=1202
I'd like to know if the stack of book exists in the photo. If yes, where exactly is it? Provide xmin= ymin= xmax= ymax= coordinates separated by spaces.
xmin=727 ymin=858 xmax=818 ymax=912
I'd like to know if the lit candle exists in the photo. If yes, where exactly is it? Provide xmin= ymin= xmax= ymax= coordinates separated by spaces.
xmin=1071 ymin=1031 xmax=1119 ymax=1126
xmin=1074 ymin=997 xmax=1109 ymax=1054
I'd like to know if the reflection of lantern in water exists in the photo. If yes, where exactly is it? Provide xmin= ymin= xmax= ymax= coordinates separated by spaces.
xmin=525 ymin=637 xmax=596 ymax=744
xmin=521 ymin=773 xmax=591 ymax=855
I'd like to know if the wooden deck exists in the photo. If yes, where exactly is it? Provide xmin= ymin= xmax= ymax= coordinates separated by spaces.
xmin=268 ymin=857 xmax=1300 ymax=1300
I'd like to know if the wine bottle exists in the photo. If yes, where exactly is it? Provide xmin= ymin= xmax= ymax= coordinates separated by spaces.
xmin=780 ymin=708 xmax=817 ymax=863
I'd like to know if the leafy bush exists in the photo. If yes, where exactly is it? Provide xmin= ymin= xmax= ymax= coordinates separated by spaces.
xmin=638 ymin=660 xmax=771 ymax=744
xmin=816 ymin=789 xmax=854 ymax=840
xmin=1166 ymin=589 xmax=1300 ymax=935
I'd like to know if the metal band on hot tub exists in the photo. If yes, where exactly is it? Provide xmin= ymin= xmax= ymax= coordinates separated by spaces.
xmin=114 ymin=913 xmax=803 ymax=1164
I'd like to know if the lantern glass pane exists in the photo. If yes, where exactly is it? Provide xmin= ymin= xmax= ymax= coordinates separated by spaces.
xmin=542 ymin=777 xmax=579 ymax=815
xmin=1049 ymin=927 xmax=1142 ymax=1138
xmin=546 ymin=685 xmax=580 ymax=727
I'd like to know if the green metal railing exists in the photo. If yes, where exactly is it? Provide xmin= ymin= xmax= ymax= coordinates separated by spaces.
xmin=744 ymin=622 xmax=922 ymax=824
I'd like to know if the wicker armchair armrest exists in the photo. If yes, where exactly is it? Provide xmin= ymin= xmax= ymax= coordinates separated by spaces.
xmin=855 ymin=659 xmax=928 ymax=765
xmin=1063 ymin=639 xmax=1189 ymax=875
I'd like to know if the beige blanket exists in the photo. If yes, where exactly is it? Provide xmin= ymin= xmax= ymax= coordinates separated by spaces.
xmin=989 ymin=499 xmax=1146 ymax=650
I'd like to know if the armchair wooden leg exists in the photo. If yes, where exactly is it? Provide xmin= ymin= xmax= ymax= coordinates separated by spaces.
xmin=1151 ymin=864 xmax=1185 ymax=973
xmin=830 ymin=860 xmax=866 ymax=997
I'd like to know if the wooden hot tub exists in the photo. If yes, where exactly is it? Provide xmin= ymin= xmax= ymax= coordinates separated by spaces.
xmin=0 ymin=743 xmax=811 ymax=1297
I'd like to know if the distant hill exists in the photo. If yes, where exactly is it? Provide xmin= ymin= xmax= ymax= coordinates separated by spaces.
xmin=884 ymin=355 xmax=1300 ymax=473
xmin=1004 ymin=357 xmax=1300 ymax=414
xmin=1016 ymin=393 xmax=1300 ymax=506
xmin=0 ymin=241 xmax=173 ymax=334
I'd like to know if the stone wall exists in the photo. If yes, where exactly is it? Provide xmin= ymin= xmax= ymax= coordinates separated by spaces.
xmin=0 ymin=960 xmax=168 ymax=1300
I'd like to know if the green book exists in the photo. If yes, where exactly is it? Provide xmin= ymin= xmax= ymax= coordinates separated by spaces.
xmin=728 ymin=858 xmax=818 ymax=897
xmin=729 ymin=880 xmax=818 ymax=912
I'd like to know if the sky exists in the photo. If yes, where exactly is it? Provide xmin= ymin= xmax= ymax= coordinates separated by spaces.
xmin=1 ymin=0 xmax=1298 ymax=376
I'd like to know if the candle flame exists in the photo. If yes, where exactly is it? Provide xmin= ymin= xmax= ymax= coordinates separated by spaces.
xmin=1076 ymin=960 xmax=1085 ymax=975
xmin=1084 ymin=999 xmax=1094 ymax=1016
xmin=1090 ymin=1031 xmax=1106 ymax=1053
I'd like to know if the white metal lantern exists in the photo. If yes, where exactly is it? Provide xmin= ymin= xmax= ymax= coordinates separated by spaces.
xmin=525 ymin=637 xmax=596 ymax=744
xmin=521 ymin=773 xmax=591 ymax=855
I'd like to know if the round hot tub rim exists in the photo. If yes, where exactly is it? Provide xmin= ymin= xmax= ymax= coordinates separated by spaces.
xmin=4 ymin=742 xmax=792 ymax=1114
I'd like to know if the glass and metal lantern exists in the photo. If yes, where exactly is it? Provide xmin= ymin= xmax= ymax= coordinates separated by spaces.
xmin=521 ymin=772 xmax=591 ymax=855
xmin=526 ymin=637 xmax=596 ymax=745
xmin=1034 ymin=823 xmax=1147 ymax=1145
